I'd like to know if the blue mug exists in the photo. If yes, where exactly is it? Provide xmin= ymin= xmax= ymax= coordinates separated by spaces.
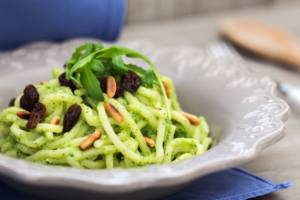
xmin=0 ymin=0 xmax=126 ymax=50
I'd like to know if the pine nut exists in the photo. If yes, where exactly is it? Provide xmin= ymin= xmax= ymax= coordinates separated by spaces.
xmin=80 ymin=130 xmax=101 ymax=150
xmin=163 ymin=80 xmax=171 ymax=97
xmin=40 ymin=80 xmax=47 ymax=85
xmin=182 ymin=111 xmax=200 ymax=125
xmin=50 ymin=116 xmax=60 ymax=125
xmin=104 ymin=103 xmax=123 ymax=123
xmin=16 ymin=111 xmax=31 ymax=120
xmin=106 ymin=76 xmax=117 ymax=98
xmin=144 ymin=136 xmax=155 ymax=148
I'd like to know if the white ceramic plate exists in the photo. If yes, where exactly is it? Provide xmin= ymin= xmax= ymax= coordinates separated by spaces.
xmin=0 ymin=39 xmax=289 ymax=200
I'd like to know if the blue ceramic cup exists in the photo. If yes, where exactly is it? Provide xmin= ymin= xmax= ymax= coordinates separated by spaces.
xmin=0 ymin=0 xmax=126 ymax=50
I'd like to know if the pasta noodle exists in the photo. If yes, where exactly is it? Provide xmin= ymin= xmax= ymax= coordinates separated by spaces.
xmin=0 ymin=43 xmax=212 ymax=169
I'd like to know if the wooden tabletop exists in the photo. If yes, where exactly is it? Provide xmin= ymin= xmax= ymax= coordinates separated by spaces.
xmin=121 ymin=2 xmax=300 ymax=199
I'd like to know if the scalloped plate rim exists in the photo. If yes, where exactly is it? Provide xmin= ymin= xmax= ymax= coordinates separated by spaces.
xmin=0 ymin=38 xmax=290 ymax=194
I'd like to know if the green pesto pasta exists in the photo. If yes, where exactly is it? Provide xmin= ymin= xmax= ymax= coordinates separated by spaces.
xmin=0 ymin=43 xmax=212 ymax=169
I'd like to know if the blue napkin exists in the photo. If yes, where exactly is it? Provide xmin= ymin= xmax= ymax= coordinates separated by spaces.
xmin=165 ymin=168 xmax=290 ymax=200
xmin=0 ymin=168 xmax=290 ymax=200
xmin=0 ymin=0 xmax=126 ymax=50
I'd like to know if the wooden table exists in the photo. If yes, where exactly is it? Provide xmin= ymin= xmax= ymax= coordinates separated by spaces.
xmin=121 ymin=2 xmax=300 ymax=199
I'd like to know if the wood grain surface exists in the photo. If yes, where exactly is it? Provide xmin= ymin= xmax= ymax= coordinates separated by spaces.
xmin=121 ymin=2 xmax=300 ymax=199
xmin=126 ymin=0 xmax=297 ymax=24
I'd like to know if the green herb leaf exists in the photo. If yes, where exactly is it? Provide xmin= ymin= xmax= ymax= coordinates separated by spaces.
xmin=93 ymin=43 xmax=104 ymax=51
xmin=94 ymin=46 xmax=171 ymax=119
xmin=66 ymin=43 xmax=103 ymax=79
xmin=64 ymin=43 xmax=171 ymax=120
xmin=74 ymin=43 xmax=94 ymax=59
xmin=143 ymin=69 xmax=156 ymax=87
xmin=80 ymin=64 xmax=104 ymax=101
xmin=71 ymin=43 xmax=103 ymax=62
xmin=67 ymin=53 xmax=95 ymax=79
xmin=91 ymin=59 xmax=105 ymax=77
xmin=84 ymin=96 xmax=98 ymax=110
xmin=70 ymin=72 xmax=82 ymax=87
xmin=111 ymin=56 xmax=128 ymax=74
xmin=126 ymin=64 xmax=157 ymax=87
xmin=96 ymin=46 xmax=153 ymax=67
xmin=126 ymin=64 xmax=147 ymax=76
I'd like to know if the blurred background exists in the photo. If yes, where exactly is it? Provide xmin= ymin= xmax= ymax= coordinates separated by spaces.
xmin=123 ymin=0 xmax=300 ymax=47
xmin=0 ymin=0 xmax=300 ymax=199
xmin=126 ymin=0 xmax=295 ymax=24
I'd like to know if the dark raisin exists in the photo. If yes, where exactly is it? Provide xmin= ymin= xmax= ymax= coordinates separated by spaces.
xmin=63 ymin=104 xmax=82 ymax=133
xmin=20 ymin=84 xmax=39 ymax=111
xmin=27 ymin=102 xmax=46 ymax=129
xmin=20 ymin=96 xmax=33 ymax=111
xmin=121 ymin=71 xmax=141 ymax=93
xmin=23 ymin=85 xmax=39 ymax=105
xmin=100 ymin=77 xmax=107 ymax=93
xmin=59 ymin=73 xmax=77 ymax=91
xmin=114 ymin=85 xmax=125 ymax=98
xmin=8 ymin=98 xmax=15 ymax=107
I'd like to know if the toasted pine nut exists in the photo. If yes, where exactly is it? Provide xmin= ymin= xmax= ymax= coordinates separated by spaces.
xmin=50 ymin=116 xmax=60 ymax=125
xmin=106 ymin=76 xmax=117 ymax=98
xmin=163 ymin=80 xmax=171 ymax=97
xmin=80 ymin=130 xmax=101 ymax=150
xmin=144 ymin=136 xmax=155 ymax=148
xmin=182 ymin=111 xmax=200 ymax=125
xmin=104 ymin=103 xmax=123 ymax=123
xmin=40 ymin=80 xmax=47 ymax=85
xmin=16 ymin=111 xmax=31 ymax=120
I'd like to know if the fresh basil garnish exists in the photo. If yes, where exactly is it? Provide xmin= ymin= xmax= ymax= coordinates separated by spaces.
xmin=64 ymin=43 xmax=171 ymax=119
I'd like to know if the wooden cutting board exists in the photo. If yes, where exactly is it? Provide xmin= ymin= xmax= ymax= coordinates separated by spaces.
xmin=221 ymin=18 xmax=300 ymax=69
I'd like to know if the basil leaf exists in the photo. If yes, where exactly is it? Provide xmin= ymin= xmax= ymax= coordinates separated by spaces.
xmin=143 ymin=69 xmax=156 ymax=87
xmin=80 ymin=64 xmax=104 ymax=101
xmin=126 ymin=64 xmax=157 ymax=87
xmin=95 ymin=46 xmax=153 ymax=67
xmin=111 ymin=56 xmax=128 ymax=74
xmin=66 ymin=43 xmax=102 ymax=79
xmin=64 ymin=42 xmax=171 ymax=120
xmin=91 ymin=59 xmax=105 ymax=76
xmin=70 ymin=72 xmax=82 ymax=87
xmin=84 ymin=96 xmax=98 ymax=110
xmin=126 ymin=64 xmax=147 ymax=76
xmin=67 ymin=53 xmax=95 ymax=79
xmin=93 ymin=43 xmax=104 ymax=51
xmin=93 ymin=45 xmax=170 ymax=119
xmin=72 ymin=43 xmax=94 ymax=61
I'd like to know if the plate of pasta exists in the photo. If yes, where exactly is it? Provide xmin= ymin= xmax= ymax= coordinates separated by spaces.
xmin=0 ymin=39 xmax=288 ymax=200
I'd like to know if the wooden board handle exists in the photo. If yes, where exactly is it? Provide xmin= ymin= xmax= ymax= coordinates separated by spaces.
xmin=221 ymin=18 xmax=300 ymax=70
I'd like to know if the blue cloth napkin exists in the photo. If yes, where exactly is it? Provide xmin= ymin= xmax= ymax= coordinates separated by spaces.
xmin=0 ymin=0 xmax=126 ymax=50
xmin=0 ymin=168 xmax=290 ymax=200
xmin=165 ymin=168 xmax=290 ymax=200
